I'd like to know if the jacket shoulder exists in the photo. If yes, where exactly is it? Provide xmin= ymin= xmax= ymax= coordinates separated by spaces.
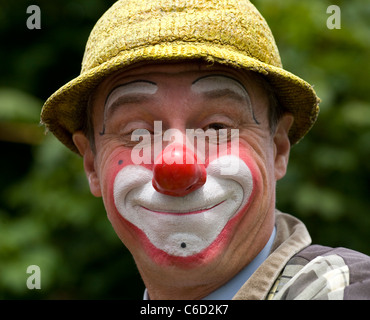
xmin=269 ymin=245 xmax=370 ymax=300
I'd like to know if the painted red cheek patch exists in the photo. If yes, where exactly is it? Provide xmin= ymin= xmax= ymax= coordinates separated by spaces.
xmin=107 ymin=150 xmax=258 ymax=266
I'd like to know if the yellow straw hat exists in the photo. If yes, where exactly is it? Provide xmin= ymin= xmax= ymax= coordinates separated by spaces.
xmin=41 ymin=0 xmax=320 ymax=154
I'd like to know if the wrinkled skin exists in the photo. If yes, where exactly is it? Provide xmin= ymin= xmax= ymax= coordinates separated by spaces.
xmin=73 ymin=62 xmax=293 ymax=299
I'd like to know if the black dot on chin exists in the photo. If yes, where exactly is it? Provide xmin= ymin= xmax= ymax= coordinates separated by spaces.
xmin=118 ymin=160 xmax=123 ymax=165
xmin=181 ymin=242 xmax=186 ymax=248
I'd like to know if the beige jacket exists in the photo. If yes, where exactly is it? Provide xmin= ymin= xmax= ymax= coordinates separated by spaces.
xmin=233 ymin=210 xmax=311 ymax=300
xmin=233 ymin=210 xmax=370 ymax=300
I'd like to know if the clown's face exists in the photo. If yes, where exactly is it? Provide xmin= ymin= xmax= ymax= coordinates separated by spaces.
xmin=73 ymin=62 xmax=293 ymax=299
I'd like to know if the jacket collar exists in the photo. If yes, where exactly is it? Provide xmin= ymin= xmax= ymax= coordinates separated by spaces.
xmin=232 ymin=210 xmax=312 ymax=300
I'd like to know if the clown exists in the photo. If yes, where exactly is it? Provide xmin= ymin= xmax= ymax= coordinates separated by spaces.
xmin=41 ymin=0 xmax=370 ymax=300
xmin=71 ymin=64 xmax=291 ymax=299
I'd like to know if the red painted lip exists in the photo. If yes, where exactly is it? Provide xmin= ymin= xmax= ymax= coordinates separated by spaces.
xmin=140 ymin=200 xmax=225 ymax=215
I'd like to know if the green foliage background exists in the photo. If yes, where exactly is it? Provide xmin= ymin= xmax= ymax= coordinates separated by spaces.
xmin=0 ymin=0 xmax=369 ymax=299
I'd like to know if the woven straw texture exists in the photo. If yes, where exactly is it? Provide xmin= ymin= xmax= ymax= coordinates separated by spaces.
xmin=41 ymin=0 xmax=320 ymax=154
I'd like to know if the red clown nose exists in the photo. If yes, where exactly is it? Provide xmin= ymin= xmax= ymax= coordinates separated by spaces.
xmin=152 ymin=144 xmax=207 ymax=197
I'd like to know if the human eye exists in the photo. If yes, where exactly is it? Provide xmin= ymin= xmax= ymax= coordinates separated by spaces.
xmin=107 ymin=122 xmax=153 ymax=148
xmin=124 ymin=127 xmax=153 ymax=145
xmin=202 ymin=122 xmax=234 ymax=145
xmin=204 ymin=123 xmax=228 ymax=131
xmin=130 ymin=128 xmax=153 ymax=136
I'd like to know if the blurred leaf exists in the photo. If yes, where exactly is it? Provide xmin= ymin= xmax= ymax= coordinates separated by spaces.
xmin=0 ymin=87 xmax=44 ymax=143
xmin=0 ymin=88 xmax=42 ymax=123
xmin=340 ymin=101 xmax=370 ymax=128
xmin=295 ymin=183 xmax=345 ymax=219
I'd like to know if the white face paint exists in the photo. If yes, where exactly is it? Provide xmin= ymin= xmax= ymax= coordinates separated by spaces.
xmin=113 ymin=155 xmax=253 ymax=257
xmin=103 ymin=81 xmax=158 ymax=122
xmin=191 ymin=75 xmax=254 ymax=116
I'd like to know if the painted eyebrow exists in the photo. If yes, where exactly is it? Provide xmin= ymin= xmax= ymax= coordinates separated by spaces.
xmin=100 ymin=80 xmax=158 ymax=135
xmin=191 ymin=75 xmax=260 ymax=124
xmin=105 ymin=80 xmax=158 ymax=114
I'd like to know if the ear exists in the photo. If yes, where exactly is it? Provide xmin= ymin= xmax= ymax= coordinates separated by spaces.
xmin=273 ymin=114 xmax=294 ymax=181
xmin=72 ymin=131 xmax=102 ymax=197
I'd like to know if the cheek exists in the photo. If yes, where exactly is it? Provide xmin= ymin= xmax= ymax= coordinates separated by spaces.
xmin=238 ymin=145 xmax=261 ymax=190
xmin=210 ymin=141 xmax=265 ymax=230
xmin=207 ymin=141 xmax=262 ymax=192
xmin=101 ymin=148 xmax=152 ymax=218
xmin=103 ymin=147 xmax=152 ymax=188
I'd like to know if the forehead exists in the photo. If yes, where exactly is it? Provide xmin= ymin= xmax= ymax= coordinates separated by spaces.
xmin=94 ymin=61 xmax=264 ymax=98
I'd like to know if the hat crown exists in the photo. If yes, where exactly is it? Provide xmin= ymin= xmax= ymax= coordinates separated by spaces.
xmin=41 ymin=0 xmax=319 ymax=153
xmin=81 ymin=0 xmax=282 ymax=74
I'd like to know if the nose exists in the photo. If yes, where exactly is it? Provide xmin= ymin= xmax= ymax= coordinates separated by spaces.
xmin=152 ymin=144 xmax=207 ymax=197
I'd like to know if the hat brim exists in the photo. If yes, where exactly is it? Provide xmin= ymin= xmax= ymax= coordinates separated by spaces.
xmin=41 ymin=42 xmax=320 ymax=154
